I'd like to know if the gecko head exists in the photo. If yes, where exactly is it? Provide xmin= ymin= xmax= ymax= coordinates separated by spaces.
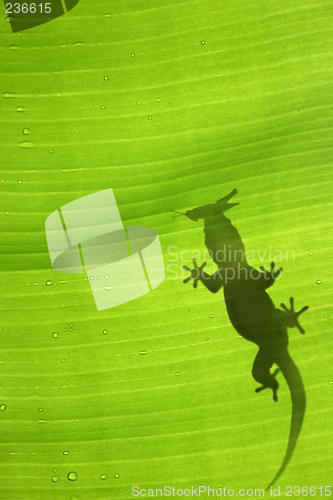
xmin=182 ymin=189 xmax=239 ymax=221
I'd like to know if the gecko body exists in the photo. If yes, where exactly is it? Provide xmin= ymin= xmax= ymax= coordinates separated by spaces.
xmin=180 ymin=189 xmax=308 ymax=489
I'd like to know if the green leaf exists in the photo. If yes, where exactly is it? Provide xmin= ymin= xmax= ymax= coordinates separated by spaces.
xmin=0 ymin=1 xmax=332 ymax=499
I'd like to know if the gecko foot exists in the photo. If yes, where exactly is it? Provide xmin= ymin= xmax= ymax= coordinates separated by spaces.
xmin=259 ymin=262 xmax=283 ymax=289
xmin=280 ymin=297 xmax=309 ymax=334
xmin=255 ymin=368 xmax=280 ymax=402
xmin=183 ymin=259 xmax=207 ymax=289
xmin=255 ymin=384 xmax=279 ymax=402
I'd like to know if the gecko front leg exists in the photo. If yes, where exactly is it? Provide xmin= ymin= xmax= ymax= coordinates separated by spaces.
xmin=183 ymin=258 xmax=224 ymax=293
xmin=259 ymin=262 xmax=283 ymax=289
xmin=280 ymin=297 xmax=309 ymax=334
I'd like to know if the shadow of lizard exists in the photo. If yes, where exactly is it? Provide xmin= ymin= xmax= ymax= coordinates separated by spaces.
xmin=176 ymin=188 xmax=309 ymax=489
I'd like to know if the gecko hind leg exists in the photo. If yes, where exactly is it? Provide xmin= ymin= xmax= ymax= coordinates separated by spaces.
xmin=252 ymin=349 xmax=280 ymax=402
xmin=255 ymin=368 xmax=280 ymax=402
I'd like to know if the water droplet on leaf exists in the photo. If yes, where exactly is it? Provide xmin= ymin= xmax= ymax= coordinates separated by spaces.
xmin=19 ymin=141 xmax=33 ymax=149
xmin=67 ymin=471 xmax=78 ymax=481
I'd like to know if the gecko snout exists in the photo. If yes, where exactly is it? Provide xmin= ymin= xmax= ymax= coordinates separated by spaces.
xmin=171 ymin=205 xmax=212 ymax=221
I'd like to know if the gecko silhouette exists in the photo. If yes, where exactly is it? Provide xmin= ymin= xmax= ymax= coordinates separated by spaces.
xmin=175 ymin=188 xmax=309 ymax=489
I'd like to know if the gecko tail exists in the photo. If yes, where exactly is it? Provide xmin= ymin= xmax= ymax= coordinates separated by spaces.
xmin=266 ymin=353 xmax=306 ymax=491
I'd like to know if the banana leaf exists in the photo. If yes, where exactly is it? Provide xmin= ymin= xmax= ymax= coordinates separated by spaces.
xmin=0 ymin=1 xmax=332 ymax=499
